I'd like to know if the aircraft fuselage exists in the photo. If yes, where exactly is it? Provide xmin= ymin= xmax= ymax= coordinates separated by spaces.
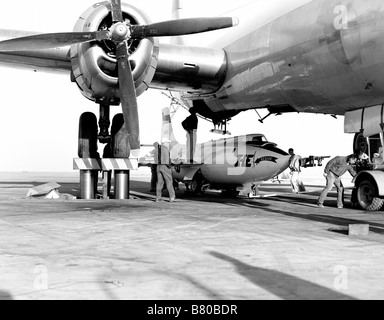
xmin=189 ymin=0 xmax=384 ymax=116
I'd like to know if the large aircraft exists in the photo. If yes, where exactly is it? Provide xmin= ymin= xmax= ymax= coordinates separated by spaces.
xmin=1 ymin=0 xmax=384 ymax=207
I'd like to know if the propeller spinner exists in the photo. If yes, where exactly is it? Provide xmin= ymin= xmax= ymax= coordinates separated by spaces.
xmin=0 ymin=0 xmax=239 ymax=157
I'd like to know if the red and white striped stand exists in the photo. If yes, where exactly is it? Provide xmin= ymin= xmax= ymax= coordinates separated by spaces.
xmin=73 ymin=158 xmax=139 ymax=200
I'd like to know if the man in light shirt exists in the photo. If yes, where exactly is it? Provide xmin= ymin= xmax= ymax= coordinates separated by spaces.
xmin=288 ymin=148 xmax=306 ymax=194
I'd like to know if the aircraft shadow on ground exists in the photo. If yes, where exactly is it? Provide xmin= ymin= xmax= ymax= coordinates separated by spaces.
xmin=256 ymin=195 xmax=384 ymax=235
xmin=134 ymin=178 xmax=384 ymax=235
xmin=209 ymin=251 xmax=358 ymax=301
xmin=130 ymin=179 xmax=272 ymax=208
xmin=277 ymin=210 xmax=384 ymax=235
xmin=130 ymin=179 xmax=360 ymax=211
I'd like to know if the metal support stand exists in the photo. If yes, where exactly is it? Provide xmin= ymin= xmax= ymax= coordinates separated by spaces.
xmin=114 ymin=170 xmax=130 ymax=199
xmin=80 ymin=170 xmax=97 ymax=199
xmin=74 ymin=158 xmax=138 ymax=200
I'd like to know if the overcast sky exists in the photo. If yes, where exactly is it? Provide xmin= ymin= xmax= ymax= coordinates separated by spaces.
xmin=0 ymin=0 xmax=353 ymax=174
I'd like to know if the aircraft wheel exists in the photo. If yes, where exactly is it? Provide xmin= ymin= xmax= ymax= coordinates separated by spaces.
xmin=357 ymin=180 xmax=384 ymax=211
xmin=351 ymin=188 xmax=359 ymax=208
xmin=191 ymin=171 xmax=205 ymax=195
xmin=353 ymin=132 xmax=368 ymax=154
xmin=111 ymin=113 xmax=130 ymax=158
xmin=78 ymin=112 xmax=98 ymax=158
xmin=222 ymin=188 xmax=240 ymax=198
xmin=248 ymin=185 xmax=258 ymax=198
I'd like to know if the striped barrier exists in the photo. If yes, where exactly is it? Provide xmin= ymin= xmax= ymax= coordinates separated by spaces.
xmin=73 ymin=158 xmax=139 ymax=171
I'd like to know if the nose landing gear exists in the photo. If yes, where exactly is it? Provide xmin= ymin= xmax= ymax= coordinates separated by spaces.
xmin=98 ymin=104 xmax=111 ymax=144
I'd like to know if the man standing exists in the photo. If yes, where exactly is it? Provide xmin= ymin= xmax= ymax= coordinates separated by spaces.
xmin=182 ymin=107 xmax=198 ymax=164
xmin=288 ymin=148 xmax=306 ymax=193
xmin=318 ymin=154 xmax=357 ymax=208
xmin=149 ymin=142 xmax=159 ymax=193
xmin=155 ymin=139 xmax=176 ymax=203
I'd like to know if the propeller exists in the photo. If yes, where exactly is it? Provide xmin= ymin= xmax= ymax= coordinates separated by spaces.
xmin=116 ymin=41 xmax=140 ymax=153
xmin=0 ymin=31 xmax=111 ymax=51
xmin=0 ymin=0 xmax=239 ymax=157
xmin=131 ymin=17 xmax=239 ymax=38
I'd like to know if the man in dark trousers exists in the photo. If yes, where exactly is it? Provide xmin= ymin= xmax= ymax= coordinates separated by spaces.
xmin=150 ymin=143 xmax=159 ymax=192
xmin=150 ymin=164 xmax=157 ymax=193
xmin=318 ymin=154 xmax=357 ymax=209
xmin=155 ymin=139 xmax=176 ymax=203
xmin=182 ymin=107 xmax=198 ymax=163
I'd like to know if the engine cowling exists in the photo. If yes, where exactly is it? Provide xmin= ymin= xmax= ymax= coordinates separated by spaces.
xmin=70 ymin=1 xmax=159 ymax=105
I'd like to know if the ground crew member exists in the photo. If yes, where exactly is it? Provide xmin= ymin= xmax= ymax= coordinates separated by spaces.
xmin=318 ymin=154 xmax=357 ymax=209
xmin=288 ymin=148 xmax=306 ymax=193
xmin=155 ymin=139 xmax=176 ymax=203
xmin=182 ymin=107 xmax=198 ymax=164
xmin=150 ymin=164 xmax=157 ymax=192
xmin=150 ymin=142 xmax=159 ymax=192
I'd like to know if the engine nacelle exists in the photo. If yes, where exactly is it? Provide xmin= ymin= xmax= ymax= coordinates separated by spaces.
xmin=70 ymin=1 xmax=159 ymax=105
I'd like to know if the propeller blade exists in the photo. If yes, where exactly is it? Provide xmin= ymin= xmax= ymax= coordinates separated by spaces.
xmin=116 ymin=41 xmax=140 ymax=155
xmin=110 ymin=0 xmax=123 ymax=23
xmin=131 ymin=17 xmax=239 ymax=38
xmin=0 ymin=31 xmax=110 ymax=52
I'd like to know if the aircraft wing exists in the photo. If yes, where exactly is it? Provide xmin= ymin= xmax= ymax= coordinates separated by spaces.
xmin=0 ymin=29 xmax=72 ymax=73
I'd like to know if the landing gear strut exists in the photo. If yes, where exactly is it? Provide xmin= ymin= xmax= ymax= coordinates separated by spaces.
xmin=98 ymin=103 xmax=111 ymax=144
xmin=210 ymin=119 xmax=231 ymax=135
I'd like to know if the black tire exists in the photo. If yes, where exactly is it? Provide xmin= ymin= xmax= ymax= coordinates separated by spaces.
xmin=191 ymin=171 xmax=205 ymax=195
xmin=222 ymin=188 xmax=240 ymax=198
xmin=357 ymin=180 xmax=384 ymax=211
xmin=353 ymin=132 xmax=368 ymax=154
xmin=111 ymin=114 xmax=130 ymax=158
xmin=78 ymin=112 xmax=98 ymax=158
xmin=351 ymin=188 xmax=359 ymax=208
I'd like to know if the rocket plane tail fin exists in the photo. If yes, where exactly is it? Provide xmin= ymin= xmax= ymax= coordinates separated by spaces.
xmin=161 ymin=107 xmax=184 ymax=161
xmin=171 ymin=0 xmax=185 ymax=45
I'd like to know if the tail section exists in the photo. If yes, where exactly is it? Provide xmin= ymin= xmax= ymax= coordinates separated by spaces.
xmin=161 ymin=107 xmax=179 ymax=146
xmin=172 ymin=0 xmax=183 ymax=19
xmin=161 ymin=107 xmax=183 ymax=160
xmin=171 ymin=0 xmax=185 ymax=45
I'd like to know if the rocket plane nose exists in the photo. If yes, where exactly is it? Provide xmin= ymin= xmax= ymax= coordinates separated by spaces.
xmin=274 ymin=154 xmax=291 ymax=176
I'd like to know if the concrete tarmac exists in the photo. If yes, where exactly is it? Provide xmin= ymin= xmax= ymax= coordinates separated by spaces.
xmin=1 ymin=170 xmax=384 ymax=300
